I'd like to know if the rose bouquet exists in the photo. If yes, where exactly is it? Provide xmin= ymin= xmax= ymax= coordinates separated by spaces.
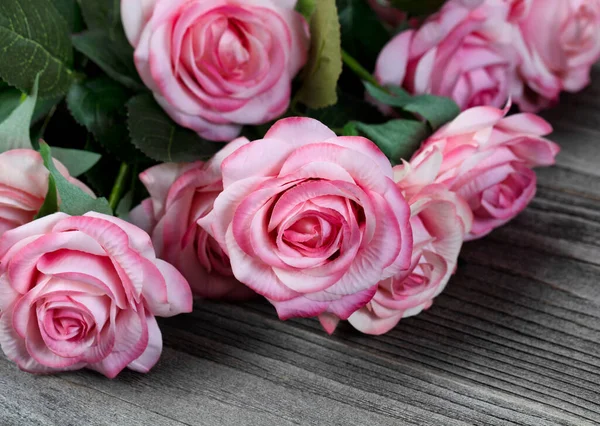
xmin=0 ymin=0 xmax=594 ymax=377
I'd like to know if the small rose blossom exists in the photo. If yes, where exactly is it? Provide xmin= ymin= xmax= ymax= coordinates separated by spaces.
xmin=342 ymin=184 xmax=472 ymax=335
xmin=0 ymin=213 xmax=192 ymax=377
xmin=130 ymin=137 xmax=254 ymax=299
xmin=511 ymin=0 xmax=600 ymax=111
xmin=198 ymin=117 xmax=413 ymax=322
xmin=406 ymin=105 xmax=559 ymax=240
xmin=121 ymin=0 xmax=310 ymax=141
xmin=375 ymin=0 xmax=515 ymax=110
xmin=0 ymin=149 xmax=92 ymax=237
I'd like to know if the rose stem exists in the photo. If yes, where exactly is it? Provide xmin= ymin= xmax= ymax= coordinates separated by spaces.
xmin=340 ymin=49 xmax=382 ymax=89
xmin=108 ymin=162 xmax=130 ymax=212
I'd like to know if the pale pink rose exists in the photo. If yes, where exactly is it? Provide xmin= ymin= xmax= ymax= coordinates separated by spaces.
xmin=130 ymin=137 xmax=255 ymax=299
xmin=511 ymin=0 xmax=600 ymax=112
xmin=121 ymin=0 xmax=310 ymax=141
xmin=198 ymin=117 xmax=413 ymax=323
xmin=0 ymin=212 xmax=192 ymax=377
xmin=341 ymin=184 xmax=472 ymax=335
xmin=0 ymin=149 xmax=93 ymax=237
xmin=406 ymin=105 xmax=559 ymax=240
xmin=375 ymin=0 xmax=515 ymax=110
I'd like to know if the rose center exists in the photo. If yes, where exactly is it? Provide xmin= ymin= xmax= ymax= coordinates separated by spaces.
xmin=482 ymin=173 xmax=526 ymax=210
xmin=392 ymin=262 xmax=434 ymax=297
xmin=217 ymin=20 xmax=250 ymax=72
xmin=45 ymin=308 xmax=89 ymax=341
xmin=281 ymin=210 xmax=343 ymax=258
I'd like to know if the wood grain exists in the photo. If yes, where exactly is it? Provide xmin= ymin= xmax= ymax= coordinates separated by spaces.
xmin=2 ymin=72 xmax=600 ymax=426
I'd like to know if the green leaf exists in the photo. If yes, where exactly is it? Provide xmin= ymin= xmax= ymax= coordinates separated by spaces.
xmin=115 ymin=190 xmax=133 ymax=220
xmin=365 ymin=83 xmax=460 ymax=130
xmin=295 ymin=0 xmax=317 ymax=20
xmin=51 ymin=0 xmax=83 ymax=32
xmin=338 ymin=0 xmax=390 ymax=69
xmin=306 ymin=91 xmax=384 ymax=128
xmin=354 ymin=119 xmax=428 ymax=162
xmin=127 ymin=94 xmax=221 ymax=163
xmin=66 ymin=77 xmax=142 ymax=162
xmin=72 ymin=30 xmax=144 ymax=90
xmin=0 ymin=87 xmax=23 ymax=124
xmin=0 ymin=0 xmax=74 ymax=98
xmin=77 ymin=0 xmax=121 ymax=34
xmin=0 ymin=76 xmax=39 ymax=152
xmin=34 ymin=174 xmax=59 ymax=219
xmin=389 ymin=0 xmax=445 ymax=16
xmin=39 ymin=142 xmax=113 ymax=216
xmin=50 ymin=147 xmax=101 ymax=177
xmin=296 ymin=0 xmax=343 ymax=109
xmin=342 ymin=122 xmax=359 ymax=136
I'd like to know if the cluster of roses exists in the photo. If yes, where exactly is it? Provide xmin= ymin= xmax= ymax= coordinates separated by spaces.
xmin=0 ymin=0 xmax=580 ymax=378
xmin=0 ymin=108 xmax=557 ymax=377
xmin=121 ymin=0 xmax=600 ymax=140
xmin=373 ymin=0 xmax=600 ymax=112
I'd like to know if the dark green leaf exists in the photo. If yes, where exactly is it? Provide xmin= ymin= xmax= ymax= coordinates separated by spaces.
xmin=127 ymin=94 xmax=221 ymax=163
xmin=296 ymin=0 xmax=343 ymax=109
xmin=77 ymin=0 xmax=121 ymax=34
xmin=0 ymin=76 xmax=39 ymax=152
xmin=354 ymin=119 xmax=428 ymax=162
xmin=39 ymin=142 xmax=113 ymax=215
xmin=50 ymin=147 xmax=101 ymax=177
xmin=365 ymin=83 xmax=460 ymax=130
xmin=365 ymin=82 xmax=411 ymax=106
xmin=338 ymin=0 xmax=390 ymax=69
xmin=51 ymin=0 xmax=83 ymax=32
xmin=306 ymin=91 xmax=384 ymax=128
xmin=0 ymin=88 xmax=22 ymax=124
xmin=296 ymin=0 xmax=317 ymax=20
xmin=72 ymin=30 xmax=144 ymax=90
xmin=115 ymin=190 xmax=133 ymax=219
xmin=66 ymin=77 xmax=142 ymax=162
xmin=389 ymin=0 xmax=445 ymax=16
xmin=35 ymin=172 xmax=59 ymax=219
xmin=0 ymin=80 xmax=62 ymax=126
xmin=0 ymin=0 xmax=74 ymax=97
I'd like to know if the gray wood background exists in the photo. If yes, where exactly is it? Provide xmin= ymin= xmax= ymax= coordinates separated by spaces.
xmin=2 ymin=70 xmax=600 ymax=426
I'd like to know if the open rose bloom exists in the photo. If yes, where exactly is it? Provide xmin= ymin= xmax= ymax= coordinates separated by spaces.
xmin=407 ymin=105 xmax=559 ymax=240
xmin=347 ymin=184 xmax=472 ymax=335
xmin=199 ymin=118 xmax=413 ymax=323
xmin=0 ymin=149 xmax=92 ymax=236
xmin=511 ymin=0 xmax=600 ymax=111
xmin=121 ymin=0 xmax=310 ymax=141
xmin=375 ymin=0 xmax=515 ymax=110
xmin=0 ymin=213 xmax=192 ymax=377
xmin=131 ymin=137 xmax=254 ymax=299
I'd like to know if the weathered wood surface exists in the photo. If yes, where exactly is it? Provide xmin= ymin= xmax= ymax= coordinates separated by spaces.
xmin=2 ymin=75 xmax=600 ymax=426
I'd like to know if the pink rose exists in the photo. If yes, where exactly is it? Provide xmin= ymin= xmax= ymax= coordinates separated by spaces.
xmin=511 ymin=0 xmax=600 ymax=111
xmin=375 ymin=0 xmax=515 ymax=110
xmin=0 ymin=213 xmax=192 ymax=377
xmin=0 ymin=149 xmax=92 ymax=237
xmin=121 ymin=0 xmax=310 ymax=141
xmin=406 ymin=105 xmax=559 ymax=240
xmin=130 ymin=137 xmax=255 ymax=299
xmin=343 ymin=184 xmax=472 ymax=335
xmin=199 ymin=117 xmax=413 ymax=322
